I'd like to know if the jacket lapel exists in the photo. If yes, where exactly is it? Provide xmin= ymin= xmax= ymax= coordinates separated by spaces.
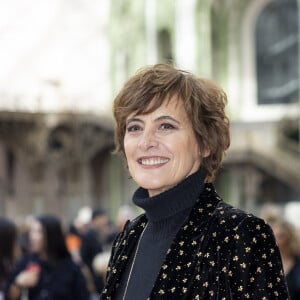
xmin=149 ymin=184 xmax=221 ymax=299
xmin=102 ymin=215 xmax=147 ymax=298
xmin=101 ymin=184 xmax=221 ymax=299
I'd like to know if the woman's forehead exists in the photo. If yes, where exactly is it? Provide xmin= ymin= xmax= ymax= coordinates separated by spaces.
xmin=127 ymin=95 xmax=184 ymax=118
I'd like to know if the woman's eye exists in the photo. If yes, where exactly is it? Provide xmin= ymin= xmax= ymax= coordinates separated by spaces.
xmin=127 ymin=125 xmax=142 ymax=132
xmin=160 ymin=123 xmax=175 ymax=130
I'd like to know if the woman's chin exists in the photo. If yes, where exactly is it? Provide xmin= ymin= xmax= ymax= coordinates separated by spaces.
xmin=138 ymin=181 xmax=165 ymax=191
xmin=137 ymin=181 xmax=172 ymax=196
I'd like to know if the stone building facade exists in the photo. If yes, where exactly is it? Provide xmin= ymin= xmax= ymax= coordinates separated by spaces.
xmin=109 ymin=0 xmax=300 ymax=218
xmin=0 ymin=0 xmax=299 ymax=222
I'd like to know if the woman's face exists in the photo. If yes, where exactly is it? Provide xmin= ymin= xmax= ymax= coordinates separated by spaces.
xmin=124 ymin=96 xmax=204 ymax=196
xmin=29 ymin=219 xmax=45 ymax=254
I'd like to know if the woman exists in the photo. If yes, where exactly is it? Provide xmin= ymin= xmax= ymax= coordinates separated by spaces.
xmin=5 ymin=214 xmax=90 ymax=300
xmin=100 ymin=64 xmax=290 ymax=299
xmin=264 ymin=213 xmax=300 ymax=299
xmin=0 ymin=217 xmax=17 ymax=299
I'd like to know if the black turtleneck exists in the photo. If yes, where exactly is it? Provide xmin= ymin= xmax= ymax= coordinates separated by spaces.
xmin=114 ymin=168 xmax=207 ymax=300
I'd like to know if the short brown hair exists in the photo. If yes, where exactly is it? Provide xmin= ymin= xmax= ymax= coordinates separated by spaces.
xmin=113 ymin=64 xmax=230 ymax=181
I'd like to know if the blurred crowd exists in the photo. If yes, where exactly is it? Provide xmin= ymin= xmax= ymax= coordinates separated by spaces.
xmin=1 ymin=202 xmax=299 ymax=300
xmin=261 ymin=204 xmax=300 ymax=300
xmin=0 ymin=205 xmax=137 ymax=300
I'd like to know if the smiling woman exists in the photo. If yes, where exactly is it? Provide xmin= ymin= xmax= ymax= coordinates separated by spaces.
xmin=100 ymin=64 xmax=290 ymax=300
xmin=124 ymin=97 xmax=202 ymax=196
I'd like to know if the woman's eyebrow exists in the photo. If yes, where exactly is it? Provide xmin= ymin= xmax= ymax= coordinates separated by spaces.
xmin=126 ymin=117 xmax=143 ymax=126
xmin=155 ymin=115 xmax=180 ymax=124
xmin=126 ymin=115 xmax=181 ymax=126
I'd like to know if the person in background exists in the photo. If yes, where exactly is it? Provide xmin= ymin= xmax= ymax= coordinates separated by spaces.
xmin=0 ymin=217 xmax=17 ymax=300
xmin=65 ymin=222 xmax=82 ymax=265
xmin=90 ymin=206 xmax=131 ymax=280
xmin=115 ymin=205 xmax=137 ymax=233
xmin=5 ymin=214 xmax=89 ymax=300
xmin=100 ymin=64 xmax=290 ymax=299
xmin=65 ymin=209 xmax=98 ymax=297
xmin=65 ymin=206 xmax=92 ymax=264
xmin=92 ymin=252 xmax=111 ymax=288
xmin=263 ymin=211 xmax=300 ymax=300
xmin=17 ymin=215 xmax=35 ymax=258
xmin=80 ymin=208 xmax=110 ymax=294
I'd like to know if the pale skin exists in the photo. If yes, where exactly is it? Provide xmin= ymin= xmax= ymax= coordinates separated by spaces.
xmin=124 ymin=96 xmax=209 ymax=197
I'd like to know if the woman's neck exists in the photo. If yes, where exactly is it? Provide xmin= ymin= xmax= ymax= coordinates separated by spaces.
xmin=133 ymin=168 xmax=207 ymax=223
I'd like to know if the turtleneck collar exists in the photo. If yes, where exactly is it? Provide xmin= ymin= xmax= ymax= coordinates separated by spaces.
xmin=132 ymin=168 xmax=207 ymax=223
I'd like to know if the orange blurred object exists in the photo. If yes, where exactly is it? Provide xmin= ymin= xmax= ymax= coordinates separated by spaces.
xmin=66 ymin=234 xmax=81 ymax=252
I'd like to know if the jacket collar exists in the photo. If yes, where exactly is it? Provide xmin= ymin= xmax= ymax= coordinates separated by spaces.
xmin=133 ymin=168 xmax=207 ymax=222
xmin=102 ymin=183 xmax=222 ymax=298
xmin=149 ymin=183 xmax=221 ymax=298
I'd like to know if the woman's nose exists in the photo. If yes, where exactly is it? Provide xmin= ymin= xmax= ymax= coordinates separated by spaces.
xmin=138 ymin=130 xmax=158 ymax=150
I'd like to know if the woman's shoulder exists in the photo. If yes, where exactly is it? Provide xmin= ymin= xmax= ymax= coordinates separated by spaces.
xmin=109 ymin=213 xmax=146 ymax=253
xmin=200 ymin=184 xmax=266 ymax=230
xmin=211 ymin=201 xmax=276 ymax=248
xmin=209 ymin=198 xmax=271 ymax=236
xmin=118 ymin=213 xmax=147 ymax=235
xmin=216 ymin=201 xmax=259 ymax=221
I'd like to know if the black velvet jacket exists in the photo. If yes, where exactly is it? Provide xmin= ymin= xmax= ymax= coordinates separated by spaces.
xmin=101 ymin=184 xmax=290 ymax=299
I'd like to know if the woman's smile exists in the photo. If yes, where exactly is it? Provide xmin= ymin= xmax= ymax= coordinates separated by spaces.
xmin=124 ymin=96 xmax=201 ymax=196
xmin=138 ymin=156 xmax=170 ymax=167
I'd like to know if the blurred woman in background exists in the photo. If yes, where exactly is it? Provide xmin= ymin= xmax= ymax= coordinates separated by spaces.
xmin=264 ymin=214 xmax=300 ymax=300
xmin=5 ymin=214 xmax=89 ymax=300
xmin=0 ymin=217 xmax=17 ymax=300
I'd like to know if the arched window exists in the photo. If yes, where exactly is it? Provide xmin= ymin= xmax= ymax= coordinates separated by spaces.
xmin=256 ymin=0 xmax=298 ymax=105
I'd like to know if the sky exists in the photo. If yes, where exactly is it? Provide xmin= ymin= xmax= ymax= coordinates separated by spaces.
xmin=0 ymin=0 xmax=112 ymax=114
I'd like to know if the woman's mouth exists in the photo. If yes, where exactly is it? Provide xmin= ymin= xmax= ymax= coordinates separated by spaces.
xmin=138 ymin=157 xmax=169 ymax=166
